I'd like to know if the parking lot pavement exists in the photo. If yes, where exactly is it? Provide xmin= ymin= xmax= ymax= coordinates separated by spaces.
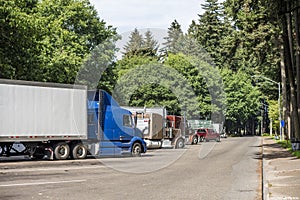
xmin=0 ymin=137 xmax=261 ymax=200
xmin=263 ymin=137 xmax=300 ymax=200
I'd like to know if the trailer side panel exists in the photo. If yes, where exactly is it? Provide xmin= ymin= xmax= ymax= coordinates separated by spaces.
xmin=0 ymin=82 xmax=87 ymax=141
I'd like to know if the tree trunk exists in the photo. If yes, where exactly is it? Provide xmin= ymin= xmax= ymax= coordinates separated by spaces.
xmin=280 ymin=40 xmax=288 ymax=139
xmin=281 ymin=1 xmax=300 ymax=140
xmin=294 ymin=1 xmax=300 ymax=127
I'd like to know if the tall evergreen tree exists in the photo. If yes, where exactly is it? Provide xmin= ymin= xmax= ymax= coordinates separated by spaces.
xmin=123 ymin=28 xmax=144 ymax=57
xmin=143 ymin=30 xmax=159 ymax=57
xmin=123 ymin=29 xmax=159 ymax=58
xmin=162 ymin=20 xmax=184 ymax=53
xmin=188 ymin=0 xmax=224 ymax=67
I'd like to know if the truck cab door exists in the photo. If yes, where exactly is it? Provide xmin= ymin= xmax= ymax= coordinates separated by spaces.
xmin=119 ymin=114 xmax=134 ymax=141
xmin=87 ymin=110 xmax=99 ymax=140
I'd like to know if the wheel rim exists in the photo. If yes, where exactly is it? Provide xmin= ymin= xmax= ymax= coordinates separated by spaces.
xmin=133 ymin=144 xmax=141 ymax=155
xmin=59 ymin=146 xmax=68 ymax=157
xmin=77 ymin=146 xmax=87 ymax=158
xmin=193 ymin=137 xmax=197 ymax=144
xmin=76 ymin=147 xmax=83 ymax=157
xmin=177 ymin=139 xmax=184 ymax=148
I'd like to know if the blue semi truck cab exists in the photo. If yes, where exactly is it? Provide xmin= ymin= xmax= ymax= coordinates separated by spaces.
xmin=87 ymin=90 xmax=147 ymax=157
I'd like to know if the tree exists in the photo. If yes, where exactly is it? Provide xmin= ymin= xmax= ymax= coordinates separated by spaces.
xmin=143 ymin=30 xmax=159 ymax=57
xmin=123 ymin=28 xmax=144 ymax=57
xmin=76 ymin=35 xmax=120 ymax=92
xmin=36 ymin=0 xmax=116 ymax=83
xmin=130 ymin=83 xmax=181 ymax=115
xmin=188 ymin=0 xmax=225 ymax=68
xmin=224 ymin=0 xmax=280 ymax=77
xmin=0 ymin=0 xmax=41 ymax=80
xmin=164 ymin=53 xmax=211 ymax=118
xmin=222 ymin=68 xmax=261 ymax=134
xmin=0 ymin=0 xmax=116 ymax=84
xmin=268 ymin=100 xmax=279 ymax=134
xmin=162 ymin=20 xmax=184 ymax=54
xmin=123 ymin=29 xmax=159 ymax=58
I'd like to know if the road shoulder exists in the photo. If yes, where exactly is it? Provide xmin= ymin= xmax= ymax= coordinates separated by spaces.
xmin=263 ymin=137 xmax=300 ymax=200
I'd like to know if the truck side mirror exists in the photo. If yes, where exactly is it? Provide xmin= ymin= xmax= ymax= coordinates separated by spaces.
xmin=134 ymin=114 xmax=137 ymax=128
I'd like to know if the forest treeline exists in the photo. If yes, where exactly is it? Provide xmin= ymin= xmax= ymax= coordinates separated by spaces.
xmin=1 ymin=0 xmax=299 ymax=139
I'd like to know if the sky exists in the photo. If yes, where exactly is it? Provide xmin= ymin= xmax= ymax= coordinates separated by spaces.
xmin=89 ymin=0 xmax=206 ymax=34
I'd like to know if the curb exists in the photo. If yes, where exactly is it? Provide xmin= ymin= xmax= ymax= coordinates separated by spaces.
xmin=262 ymin=137 xmax=268 ymax=200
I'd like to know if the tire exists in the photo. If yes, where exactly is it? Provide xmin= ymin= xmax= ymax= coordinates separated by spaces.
xmin=216 ymin=137 xmax=221 ymax=142
xmin=192 ymin=136 xmax=198 ymax=145
xmin=71 ymin=143 xmax=88 ymax=159
xmin=131 ymin=142 xmax=142 ymax=157
xmin=175 ymin=138 xmax=185 ymax=149
xmin=200 ymin=136 xmax=204 ymax=142
xmin=53 ymin=142 xmax=70 ymax=160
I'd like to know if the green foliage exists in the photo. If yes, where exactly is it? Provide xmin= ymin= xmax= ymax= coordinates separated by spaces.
xmin=0 ymin=0 xmax=41 ymax=80
xmin=268 ymin=99 xmax=279 ymax=132
xmin=76 ymin=35 xmax=120 ymax=92
xmin=165 ymin=53 xmax=214 ymax=118
xmin=143 ymin=30 xmax=159 ymax=57
xmin=224 ymin=0 xmax=280 ymax=78
xmin=222 ymin=68 xmax=261 ymax=125
xmin=188 ymin=0 xmax=228 ymax=68
xmin=277 ymin=140 xmax=300 ymax=158
xmin=162 ymin=20 xmax=184 ymax=54
xmin=130 ymin=83 xmax=181 ymax=115
xmin=123 ymin=29 xmax=159 ymax=58
xmin=36 ymin=0 xmax=116 ymax=83
xmin=0 ymin=0 xmax=116 ymax=83
xmin=113 ymin=60 xmax=200 ymax=118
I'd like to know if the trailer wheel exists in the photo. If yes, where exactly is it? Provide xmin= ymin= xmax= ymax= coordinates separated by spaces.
xmin=53 ymin=142 xmax=70 ymax=160
xmin=131 ymin=142 xmax=142 ymax=157
xmin=192 ymin=136 xmax=198 ymax=145
xmin=175 ymin=138 xmax=185 ymax=149
xmin=71 ymin=143 xmax=87 ymax=159
xmin=0 ymin=146 xmax=3 ymax=156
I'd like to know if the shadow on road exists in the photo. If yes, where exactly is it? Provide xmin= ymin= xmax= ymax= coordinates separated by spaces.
xmin=252 ymin=137 xmax=295 ymax=160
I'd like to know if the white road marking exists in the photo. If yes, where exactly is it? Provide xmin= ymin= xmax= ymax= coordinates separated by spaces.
xmin=0 ymin=179 xmax=86 ymax=187
xmin=0 ymin=165 xmax=105 ymax=173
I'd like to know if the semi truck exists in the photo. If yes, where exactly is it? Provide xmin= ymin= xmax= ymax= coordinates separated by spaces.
xmin=122 ymin=107 xmax=185 ymax=149
xmin=0 ymin=79 xmax=146 ymax=160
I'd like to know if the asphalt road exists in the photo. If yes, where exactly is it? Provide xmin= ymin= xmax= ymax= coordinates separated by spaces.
xmin=0 ymin=137 xmax=262 ymax=200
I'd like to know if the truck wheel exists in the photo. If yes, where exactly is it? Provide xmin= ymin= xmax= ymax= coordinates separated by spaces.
xmin=175 ymin=138 xmax=185 ymax=149
xmin=53 ymin=142 xmax=70 ymax=160
xmin=192 ymin=136 xmax=198 ymax=145
xmin=200 ymin=137 xmax=204 ymax=142
xmin=131 ymin=142 xmax=142 ymax=157
xmin=71 ymin=143 xmax=87 ymax=159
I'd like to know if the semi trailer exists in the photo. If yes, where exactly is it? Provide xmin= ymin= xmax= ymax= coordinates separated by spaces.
xmin=0 ymin=79 xmax=146 ymax=160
